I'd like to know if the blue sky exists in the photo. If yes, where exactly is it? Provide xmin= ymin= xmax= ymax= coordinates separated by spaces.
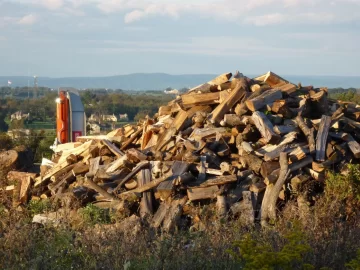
xmin=0 ymin=0 xmax=359 ymax=77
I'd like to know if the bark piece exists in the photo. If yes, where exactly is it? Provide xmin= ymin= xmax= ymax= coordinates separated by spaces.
xmin=315 ymin=115 xmax=332 ymax=162
xmin=187 ymin=186 xmax=219 ymax=201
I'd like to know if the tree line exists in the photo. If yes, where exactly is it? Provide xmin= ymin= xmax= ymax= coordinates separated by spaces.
xmin=0 ymin=87 xmax=174 ymax=132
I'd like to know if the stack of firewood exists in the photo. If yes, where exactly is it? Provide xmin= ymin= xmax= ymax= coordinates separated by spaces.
xmin=4 ymin=71 xmax=360 ymax=229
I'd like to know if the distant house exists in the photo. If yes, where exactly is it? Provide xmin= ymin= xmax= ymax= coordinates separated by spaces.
xmin=164 ymin=89 xmax=179 ymax=95
xmin=88 ymin=113 xmax=101 ymax=123
xmin=87 ymin=123 xmax=101 ymax=135
xmin=10 ymin=111 xmax=30 ymax=121
xmin=102 ymin=114 xmax=117 ymax=122
xmin=7 ymin=129 xmax=31 ymax=139
xmin=119 ymin=113 xmax=129 ymax=121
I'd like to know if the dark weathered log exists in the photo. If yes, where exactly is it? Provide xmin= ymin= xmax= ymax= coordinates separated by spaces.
xmin=268 ymin=152 xmax=290 ymax=220
xmin=151 ymin=203 xmax=170 ymax=228
xmin=273 ymin=125 xmax=298 ymax=135
xmin=295 ymin=115 xmax=315 ymax=154
xmin=315 ymin=115 xmax=332 ymax=162
xmin=310 ymin=90 xmax=329 ymax=117
xmin=252 ymin=111 xmax=281 ymax=144
xmin=261 ymin=152 xmax=290 ymax=226
xmin=163 ymin=196 xmax=188 ymax=232
xmin=260 ymin=161 xmax=280 ymax=178
xmin=230 ymin=191 xmax=256 ymax=225
xmin=138 ymin=168 xmax=154 ymax=219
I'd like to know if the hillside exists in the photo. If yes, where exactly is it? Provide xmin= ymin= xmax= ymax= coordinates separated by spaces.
xmin=1 ymin=73 xmax=360 ymax=90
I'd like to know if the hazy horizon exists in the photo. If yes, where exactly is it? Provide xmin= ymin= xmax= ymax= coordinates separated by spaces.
xmin=2 ymin=73 xmax=360 ymax=90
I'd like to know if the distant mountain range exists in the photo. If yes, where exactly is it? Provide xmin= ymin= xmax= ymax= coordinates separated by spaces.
xmin=1 ymin=73 xmax=359 ymax=90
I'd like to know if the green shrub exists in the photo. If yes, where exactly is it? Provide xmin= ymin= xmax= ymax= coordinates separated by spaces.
xmin=79 ymin=204 xmax=112 ymax=225
xmin=346 ymin=249 xmax=360 ymax=270
xmin=228 ymin=224 xmax=314 ymax=270
xmin=28 ymin=228 xmax=94 ymax=270
xmin=28 ymin=199 xmax=52 ymax=216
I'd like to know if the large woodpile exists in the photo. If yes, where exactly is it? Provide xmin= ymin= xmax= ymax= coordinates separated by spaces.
xmin=2 ymin=71 xmax=360 ymax=229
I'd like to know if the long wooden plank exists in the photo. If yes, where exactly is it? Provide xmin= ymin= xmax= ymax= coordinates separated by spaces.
xmin=198 ymin=175 xmax=237 ymax=188
xmin=181 ymin=92 xmax=220 ymax=108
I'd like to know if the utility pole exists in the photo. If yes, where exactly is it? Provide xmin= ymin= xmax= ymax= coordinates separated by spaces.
xmin=33 ymin=75 xmax=38 ymax=99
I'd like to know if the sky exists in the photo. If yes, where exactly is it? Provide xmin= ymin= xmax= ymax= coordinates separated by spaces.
xmin=0 ymin=0 xmax=359 ymax=77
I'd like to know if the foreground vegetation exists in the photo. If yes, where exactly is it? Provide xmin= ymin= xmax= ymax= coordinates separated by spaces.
xmin=1 ymin=163 xmax=360 ymax=269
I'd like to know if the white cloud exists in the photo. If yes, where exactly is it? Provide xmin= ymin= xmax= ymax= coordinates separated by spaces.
xmin=5 ymin=0 xmax=360 ymax=25
xmin=244 ymin=13 xmax=288 ymax=26
xmin=17 ymin=14 xmax=38 ymax=25
xmin=244 ymin=12 xmax=337 ymax=26
xmin=39 ymin=0 xmax=64 ymax=10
